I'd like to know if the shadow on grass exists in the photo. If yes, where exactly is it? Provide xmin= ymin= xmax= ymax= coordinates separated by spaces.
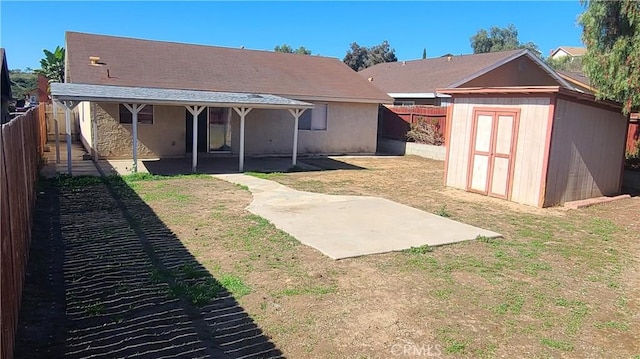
xmin=15 ymin=175 xmax=283 ymax=358
xmin=136 ymin=156 xmax=366 ymax=176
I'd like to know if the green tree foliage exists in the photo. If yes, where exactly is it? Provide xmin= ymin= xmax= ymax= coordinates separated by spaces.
xmin=35 ymin=46 xmax=65 ymax=83
xmin=580 ymin=0 xmax=640 ymax=114
xmin=274 ymin=44 xmax=312 ymax=55
xmin=9 ymin=69 xmax=38 ymax=99
xmin=545 ymin=55 xmax=584 ymax=72
xmin=470 ymin=24 xmax=540 ymax=56
xmin=343 ymin=41 xmax=397 ymax=71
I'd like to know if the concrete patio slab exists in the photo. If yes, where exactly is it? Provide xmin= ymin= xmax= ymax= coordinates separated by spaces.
xmin=215 ymin=174 xmax=501 ymax=259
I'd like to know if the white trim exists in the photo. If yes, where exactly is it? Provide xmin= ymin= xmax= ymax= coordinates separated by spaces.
xmin=388 ymin=92 xmax=451 ymax=99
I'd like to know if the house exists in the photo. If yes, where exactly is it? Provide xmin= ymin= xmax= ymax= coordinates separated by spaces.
xmin=549 ymin=46 xmax=586 ymax=60
xmin=1 ymin=48 xmax=12 ymax=124
xmin=436 ymin=50 xmax=628 ymax=207
xmin=359 ymin=49 xmax=552 ymax=106
xmin=52 ymin=32 xmax=391 ymax=173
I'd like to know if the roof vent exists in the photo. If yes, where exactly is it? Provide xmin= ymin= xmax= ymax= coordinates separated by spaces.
xmin=368 ymin=77 xmax=374 ymax=82
xmin=402 ymin=61 xmax=406 ymax=66
xmin=89 ymin=56 xmax=102 ymax=65
xmin=447 ymin=55 xmax=452 ymax=62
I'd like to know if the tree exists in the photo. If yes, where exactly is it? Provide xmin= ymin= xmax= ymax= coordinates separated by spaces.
xmin=35 ymin=46 xmax=65 ymax=83
xmin=274 ymin=44 xmax=312 ymax=55
xmin=9 ymin=69 xmax=38 ymax=99
xmin=470 ymin=24 xmax=540 ymax=56
xmin=545 ymin=55 xmax=584 ymax=72
xmin=580 ymin=0 xmax=640 ymax=114
xmin=422 ymin=48 xmax=427 ymax=59
xmin=343 ymin=41 xmax=397 ymax=71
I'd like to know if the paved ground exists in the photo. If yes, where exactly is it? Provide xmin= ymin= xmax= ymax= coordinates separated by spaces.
xmin=215 ymin=174 xmax=501 ymax=259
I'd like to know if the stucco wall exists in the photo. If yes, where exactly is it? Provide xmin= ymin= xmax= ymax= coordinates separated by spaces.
xmin=445 ymin=97 xmax=551 ymax=207
xmin=544 ymin=98 xmax=627 ymax=206
xmin=93 ymin=103 xmax=186 ymax=158
xmin=230 ymin=102 xmax=378 ymax=155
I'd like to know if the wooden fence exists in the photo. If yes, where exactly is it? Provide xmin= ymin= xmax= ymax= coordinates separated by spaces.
xmin=1 ymin=103 xmax=46 ymax=359
xmin=381 ymin=105 xmax=447 ymax=142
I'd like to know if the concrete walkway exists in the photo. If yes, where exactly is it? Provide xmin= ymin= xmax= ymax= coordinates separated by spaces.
xmin=215 ymin=174 xmax=501 ymax=259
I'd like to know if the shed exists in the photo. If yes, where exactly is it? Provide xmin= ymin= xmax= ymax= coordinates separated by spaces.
xmin=439 ymin=86 xmax=628 ymax=207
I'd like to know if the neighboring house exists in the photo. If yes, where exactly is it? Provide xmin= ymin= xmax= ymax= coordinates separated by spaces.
xmin=436 ymin=51 xmax=628 ymax=207
xmin=1 ymin=48 xmax=12 ymax=124
xmin=549 ymin=46 xmax=586 ymax=60
xmin=359 ymin=49 xmax=559 ymax=106
xmin=54 ymin=32 xmax=391 ymax=172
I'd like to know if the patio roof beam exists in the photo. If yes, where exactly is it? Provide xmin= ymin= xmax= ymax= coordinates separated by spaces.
xmin=288 ymin=109 xmax=307 ymax=167
xmin=185 ymin=105 xmax=206 ymax=172
xmin=122 ymin=103 xmax=147 ymax=173
xmin=54 ymin=99 xmax=80 ymax=175
xmin=233 ymin=107 xmax=252 ymax=172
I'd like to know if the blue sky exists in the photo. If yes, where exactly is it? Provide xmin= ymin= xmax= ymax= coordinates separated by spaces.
xmin=1 ymin=1 xmax=586 ymax=70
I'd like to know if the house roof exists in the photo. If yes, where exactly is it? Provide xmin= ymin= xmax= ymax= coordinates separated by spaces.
xmin=65 ymin=32 xmax=391 ymax=104
xmin=1 ymin=48 xmax=12 ymax=100
xmin=51 ymin=83 xmax=314 ymax=110
xmin=358 ymin=49 xmax=573 ymax=94
xmin=557 ymin=70 xmax=593 ymax=93
xmin=551 ymin=46 xmax=586 ymax=58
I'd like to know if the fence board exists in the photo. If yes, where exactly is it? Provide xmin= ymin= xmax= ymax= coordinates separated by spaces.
xmin=381 ymin=105 xmax=447 ymax=142
xmin=0 ymin=105 xmax=45 ymax=359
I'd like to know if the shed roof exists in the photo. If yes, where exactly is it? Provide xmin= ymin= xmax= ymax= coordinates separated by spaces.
xmin=65 ymin=32 xmax=391 ymax=104
xmin=358 ymin=49 xmax=572 ymax=94
xmin=50 ymin=83 xmax=314 ymax=109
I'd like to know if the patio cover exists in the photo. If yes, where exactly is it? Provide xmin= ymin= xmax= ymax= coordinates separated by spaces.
xmin=50 ymin=83 xmax=314 ymax=174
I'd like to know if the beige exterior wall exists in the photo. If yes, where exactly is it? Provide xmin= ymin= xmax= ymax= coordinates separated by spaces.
xmin=461 ymin=57 xmax=558 ymax=88
xmin=543 ymin=99 xmax=627 ymax=206
xmin=93 ymin=103 xmax=186 ymax=159
xmin=445 ymin=97 xmax=551 ymax=207
xmin=89 ymin=101 xmax=378 ymax=158
xmin=78 ymin=101 xmax=92 ymax=152
xmin=230 ymin=102 xmax=378 ymax=155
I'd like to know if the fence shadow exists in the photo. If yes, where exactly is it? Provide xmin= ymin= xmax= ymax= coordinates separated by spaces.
xmin=14 ymin=175 xmax=283 ymax=358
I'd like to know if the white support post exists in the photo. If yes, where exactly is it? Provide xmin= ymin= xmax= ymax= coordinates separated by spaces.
xmin=65 ymin=106 xmax=72 ymax=174
xmin=288 ymin=108 xmax=306 ymax=167
xmin=233 ymin=107 xmax=252 ymax=172
xmin=92 ymin=103 xmax=98 ymax=161
xmin=56 ymin=100 xmax=79 ymax=175
xmin=53 ymin=100 xmax=60 ymax=163
xmin=185 ymin=105 xmax=206 ymax=172
xmin=123 ymin=103 xmax=146 ymax=173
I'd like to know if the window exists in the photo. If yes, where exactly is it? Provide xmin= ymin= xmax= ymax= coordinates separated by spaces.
xmin=393 ymin=100 xmax=415 ymax=106
xmin=298 ymin=104 xmax=327 ymax=131
xmin=119 ymin=104 xmax=154 ymax=124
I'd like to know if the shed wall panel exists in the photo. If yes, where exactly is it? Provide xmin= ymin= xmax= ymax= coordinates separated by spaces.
xmin=446 ymin=97 xmax=550 ymax=206
xmin=544 ymin=99 xmax=626 ymax=206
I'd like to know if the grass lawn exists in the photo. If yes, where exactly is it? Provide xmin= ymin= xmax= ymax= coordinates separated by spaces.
xmin=123 ymin=156 xmax=639 ymax=358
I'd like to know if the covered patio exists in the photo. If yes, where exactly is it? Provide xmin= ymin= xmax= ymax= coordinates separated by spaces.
xmin=50 ymin=83 xmax=313 ymax=175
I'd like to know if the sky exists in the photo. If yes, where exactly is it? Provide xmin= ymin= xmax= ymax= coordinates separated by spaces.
xmin=0 ymin=1 xmax=586 ymax=71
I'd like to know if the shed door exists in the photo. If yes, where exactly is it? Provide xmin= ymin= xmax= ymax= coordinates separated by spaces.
xmin=468 ymin=110 xmax=518 ymax=199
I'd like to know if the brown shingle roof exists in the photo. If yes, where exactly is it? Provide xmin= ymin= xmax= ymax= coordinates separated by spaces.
xmin=65 ymin=32 xmax=391 ymax=103
xmin=358 ymin=50 xmax=527 ymax=93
